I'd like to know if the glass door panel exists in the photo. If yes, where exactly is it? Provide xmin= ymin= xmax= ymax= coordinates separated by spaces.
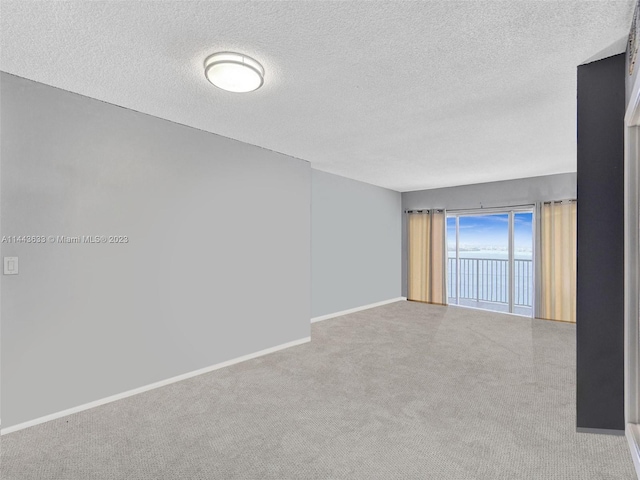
xmin=446 ymin=209 xmax=533 ymax=316
xmin=447 ymin=216 xmax=457 ymax=304
xmin=513 ymin=212 xmax=534 ymax=316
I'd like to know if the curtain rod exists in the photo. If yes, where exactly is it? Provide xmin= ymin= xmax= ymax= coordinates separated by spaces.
xmin=405 ymin=209 xmax=445 ymax=214
xmin=446 ymin=203 xmax=535 ymax=213
xmin=406 ymin=204 xmax=533 ymax=214
xmin=541 ymin=199 xmax=577 ymax=204
xmin=405 ymin=200 xmax=576 ymax=214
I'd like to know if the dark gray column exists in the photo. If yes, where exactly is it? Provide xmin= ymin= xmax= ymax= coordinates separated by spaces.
xmin=576 ymin=53 xmax=625 ymax=432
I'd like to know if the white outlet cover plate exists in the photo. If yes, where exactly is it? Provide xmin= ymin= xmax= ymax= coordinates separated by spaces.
xmin=4 ymin=257 xmax=18 ymax=275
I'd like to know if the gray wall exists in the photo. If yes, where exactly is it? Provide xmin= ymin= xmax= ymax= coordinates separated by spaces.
xmin=1 ymin=73 xmax=311 ymax=429
xmin=311 ymin=169 xmax=401 ymax=318
xmin=401 ymin=173 xmax=577 ymax=296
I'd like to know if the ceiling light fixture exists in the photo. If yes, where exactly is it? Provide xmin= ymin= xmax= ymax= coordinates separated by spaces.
xmin=204 ymin=52 xmax=264 ymax=93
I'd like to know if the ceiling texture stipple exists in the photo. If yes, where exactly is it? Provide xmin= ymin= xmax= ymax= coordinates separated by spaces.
xmin=0 ymin=1 xmax=635 ymax=192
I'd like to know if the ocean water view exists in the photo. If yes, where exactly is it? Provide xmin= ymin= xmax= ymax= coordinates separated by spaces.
xmin=448 ymin=249 xmax=533 ymax=260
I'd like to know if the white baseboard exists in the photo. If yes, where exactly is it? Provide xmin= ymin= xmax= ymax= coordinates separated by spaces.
xmin=311 ymin=297 xmax=406 ymax=323
xmin=0 ymin=336 xmax=310 ymax=436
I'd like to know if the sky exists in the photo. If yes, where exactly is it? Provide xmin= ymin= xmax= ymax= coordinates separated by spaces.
xmin=447 ymin=212 xmax=533 ymax=251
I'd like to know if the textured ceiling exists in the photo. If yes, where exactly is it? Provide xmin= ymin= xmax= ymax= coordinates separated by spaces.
xmin=0 ymin=1 xmax=634 ymax=192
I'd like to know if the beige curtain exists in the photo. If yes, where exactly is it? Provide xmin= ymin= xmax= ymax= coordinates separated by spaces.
xmin=408 ymin=210 xmax=447 ymax=305
xmin=538 ymin=200 xmax=577 ymax=322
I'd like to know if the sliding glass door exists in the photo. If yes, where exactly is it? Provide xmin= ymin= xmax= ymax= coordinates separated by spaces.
xmin=447 ymin=209 xmax=534 ymax=316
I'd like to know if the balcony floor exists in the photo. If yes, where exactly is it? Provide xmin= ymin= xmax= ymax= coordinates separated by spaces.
xmin=448 ymin=297 xmax=533 ymax=317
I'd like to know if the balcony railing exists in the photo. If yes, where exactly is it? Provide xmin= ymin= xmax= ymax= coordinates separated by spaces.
xmin=447 ymin=257 xmax=533 ymax=307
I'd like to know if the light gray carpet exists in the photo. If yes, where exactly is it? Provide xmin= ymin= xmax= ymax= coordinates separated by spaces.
xmin=1 ymin=301 xmax=636 ymax=479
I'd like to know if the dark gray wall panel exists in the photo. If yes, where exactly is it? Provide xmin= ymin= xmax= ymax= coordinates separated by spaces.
xmin=576 ymin=54 xmax=625 ymax=431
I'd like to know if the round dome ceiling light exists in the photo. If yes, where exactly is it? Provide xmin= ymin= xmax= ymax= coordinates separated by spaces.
xmin=204 ymin=52 xmax=264 ymax=93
